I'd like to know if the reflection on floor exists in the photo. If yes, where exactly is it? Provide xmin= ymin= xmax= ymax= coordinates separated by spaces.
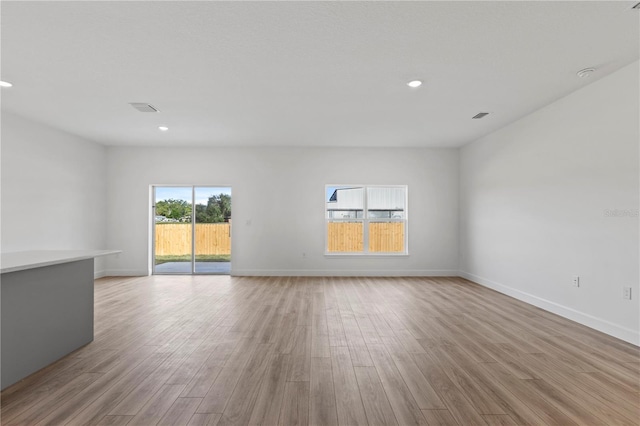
xmin=154 ymin=262 xmax=231 ymax=274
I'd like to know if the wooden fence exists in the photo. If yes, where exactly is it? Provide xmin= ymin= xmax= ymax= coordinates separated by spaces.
xmin=156 ymin=222 xmax=403 ymax=255
xmin=155 ymin=223 xmax=231 ymax=256
xmin=327 ymin=222 xmax=404 ymax=253
xmin=368 ymin=222 xmax=405 ymax=252
xmin=327 ymin=222 xmax=364 ymax=252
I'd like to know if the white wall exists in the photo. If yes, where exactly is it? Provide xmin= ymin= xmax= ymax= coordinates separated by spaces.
xmin=1 ymin=112 xmax=109 ymax=276
xmin=105 ymin=147 xmax=459 ymax=276
xmin=459 ymin=61 xmax=640 ymax=345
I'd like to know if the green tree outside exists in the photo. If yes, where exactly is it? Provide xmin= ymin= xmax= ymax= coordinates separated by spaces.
xmin=195 ymin=193 xmax=232 ymax=223
xmin=155 ymin=199 xmax=192 ymax=221
xmin=156 ymin=194 xmax=231 ymax=223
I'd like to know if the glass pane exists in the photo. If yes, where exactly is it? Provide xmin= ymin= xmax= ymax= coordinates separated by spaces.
xmin=327 ymin=221 xmax=364 ymax=252
xmin=194 ymin=187 xmax=232 ymax=274
xmin=369 ymin=222 xmax=405 ymax=252
xmin=326 ymin=186 xmax=364 ymax=219
xmin=367 ymin=187 xmax=405 ymax=219
xmin=154 ymin=187 xmax=192 ymax=273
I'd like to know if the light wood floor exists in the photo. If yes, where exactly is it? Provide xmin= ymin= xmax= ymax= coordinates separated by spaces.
xmin=1 ymin=276 xmax=639 ymax=426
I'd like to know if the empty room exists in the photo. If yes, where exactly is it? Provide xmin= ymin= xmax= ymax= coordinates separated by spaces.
xmin=1 ymin=1 xmax=638 ymax=425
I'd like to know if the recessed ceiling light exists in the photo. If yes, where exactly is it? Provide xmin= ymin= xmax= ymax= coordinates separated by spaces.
xmin=0 ymin=80 xmax=13 ymax=88
xmin=158 ymin=126 xmax=169 ymax=132
xmin=407 ymin=80 xmax=422 ymax=88
xmin=576 ymin=68 xmax=596 ymax=78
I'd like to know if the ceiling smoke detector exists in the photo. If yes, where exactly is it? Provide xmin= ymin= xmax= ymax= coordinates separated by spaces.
xmin=472 ymin=112 xmax=489 ymax=119
xmin=129 ymin=103 xmax=160 ymax=112
xmin=576 ymin=68 xmax=596 ymax=78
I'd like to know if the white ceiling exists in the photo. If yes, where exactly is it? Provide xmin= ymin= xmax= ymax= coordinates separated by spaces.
xmin=1 ymin=1 xmax=638 ymax=148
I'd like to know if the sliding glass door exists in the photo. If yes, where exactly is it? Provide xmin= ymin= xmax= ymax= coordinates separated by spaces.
xmin=153 ymin=186 xmax=193 ymax=274
xmin=153 ymin=186 xmax=231 ymax=275
xmin=194 ymin=187 xmax=232 ymax=274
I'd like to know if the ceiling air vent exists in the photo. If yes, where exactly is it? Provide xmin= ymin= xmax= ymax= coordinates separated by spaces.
xmin=129 ymin=103 xmax=160 ymax=113
xmin=472 ymin=112 xmax=489 ymax=119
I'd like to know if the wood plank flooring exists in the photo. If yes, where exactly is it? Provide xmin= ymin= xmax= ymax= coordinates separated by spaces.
xmin=1 ymin=275 xmax=639 ymax=425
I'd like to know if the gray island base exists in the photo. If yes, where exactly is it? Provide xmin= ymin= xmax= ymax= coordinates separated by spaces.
xmin=1 ymin=250 xmax=120 ymax=390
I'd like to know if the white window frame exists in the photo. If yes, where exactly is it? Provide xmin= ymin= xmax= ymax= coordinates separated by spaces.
xmin=325 ymin=184 xmax=408 ymax=256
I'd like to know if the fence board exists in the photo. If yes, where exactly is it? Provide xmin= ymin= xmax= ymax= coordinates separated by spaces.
xmin=327 ymin=222 xmax=363 ymax=253
xmin=368 ymin=222 xmax=404 ymax=252
xmin=155 ymin=223 xmax=231 ymax=256
xmin=327 ymin=222 xmax=404 ymax=253
xmin=156 ymin=222 xmax=402 ymax=255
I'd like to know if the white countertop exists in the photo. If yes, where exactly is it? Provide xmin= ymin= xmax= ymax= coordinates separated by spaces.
xmin=1 ymin=250 xmax=121 ymax=274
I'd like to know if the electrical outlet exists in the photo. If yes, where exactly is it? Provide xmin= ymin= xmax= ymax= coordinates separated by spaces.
xmin=572 ymin=276 xmax=580 ymax=287
xmin=623 ymin=286 xmax=632 ymax=300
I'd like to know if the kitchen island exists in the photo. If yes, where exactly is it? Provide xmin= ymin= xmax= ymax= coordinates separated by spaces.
xmin=1 ymin=249 xmax=120 ymax=390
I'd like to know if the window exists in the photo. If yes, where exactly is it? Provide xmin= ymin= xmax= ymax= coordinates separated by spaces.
xmin=326 ymin=185 xmax=407 ymax=254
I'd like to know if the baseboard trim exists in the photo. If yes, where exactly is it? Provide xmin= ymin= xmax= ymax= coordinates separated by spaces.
xmin=94 ymin=270 xmax=107 ymax=279
xmin=232 ymin=269 xmax=458 ymax=277
xmin=459 ymin=271 xmax=639 ymax=346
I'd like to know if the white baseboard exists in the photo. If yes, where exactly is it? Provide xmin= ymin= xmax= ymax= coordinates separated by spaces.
xmin=459 ymin=271 xmax=639 ymax=346
xmin=232 ymin=269 xmax=458 ymax=277
xmin=94 ymin=270 xmax=107 ymax=279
